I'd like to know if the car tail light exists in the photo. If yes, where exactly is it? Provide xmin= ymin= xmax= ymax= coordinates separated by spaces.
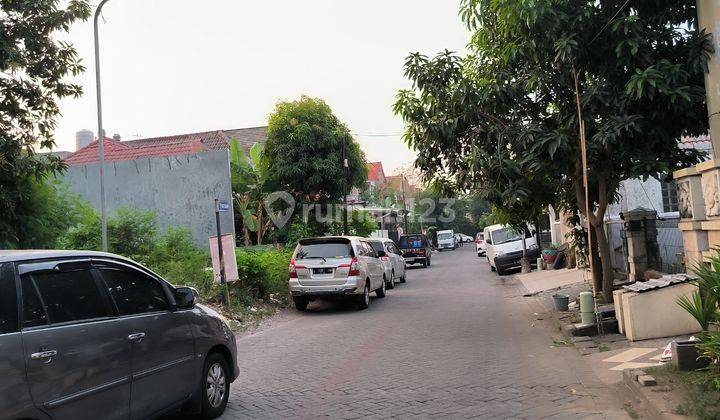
xmin=380 ymin=256 xmax=390 ymax=262
xmin=417 ymin=248 xmax=425 ymax=255
xmin=340 ymin=256 xmax=361 ymax=276
xmin=289 ymin=259 xmax=299 ymax=278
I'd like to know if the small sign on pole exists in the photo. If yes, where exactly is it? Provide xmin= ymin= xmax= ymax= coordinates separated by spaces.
xmin=217 ymin=201 xmax=231 ymax=212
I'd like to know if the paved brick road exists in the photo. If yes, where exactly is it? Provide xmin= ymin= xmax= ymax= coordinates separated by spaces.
xmin=221 ymin=247 xmax=627 ymax=419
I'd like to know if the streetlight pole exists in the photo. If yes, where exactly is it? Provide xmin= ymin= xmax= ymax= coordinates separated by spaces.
xmin=342 ymin=136 xmax=349 ymax=235
xmin=94 ymin=0 xmax=111 ymax=252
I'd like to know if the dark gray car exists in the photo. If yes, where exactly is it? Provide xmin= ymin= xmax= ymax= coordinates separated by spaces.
xmin=0 ymin=250 xmax=239 ymax=420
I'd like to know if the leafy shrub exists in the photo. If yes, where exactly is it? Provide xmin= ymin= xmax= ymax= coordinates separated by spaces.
xmin=145 ymin=227 xmax=217 ymax=300
xmin=235 ymin=248 xmax=291 ymax=304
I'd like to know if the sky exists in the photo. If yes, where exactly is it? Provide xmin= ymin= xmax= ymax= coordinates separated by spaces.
xmin=54 ymin=0 xmax=471 ymax=174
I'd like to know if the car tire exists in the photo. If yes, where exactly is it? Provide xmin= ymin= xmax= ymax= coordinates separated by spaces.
xmin=497 ymin=267 xmax=505 ymax=276
xmin=427 ymin=257 xmax=431 ymax=267
xmin=357 ymin=282 xmax=370 ymax=310
xmin=199 ymin=353 xmax=230 ymax=419
xmin=293 ymin=297 xmax=309 ymax=311
xmin=387 ymin=271 xmax=395 ymax=289
xmin=400 ymin=268 xmax=407 ymax=283
xmin=421 ymin=259 xmax=427 ymax=268
xmin=376 ymin=277 xmax=387 ymax=298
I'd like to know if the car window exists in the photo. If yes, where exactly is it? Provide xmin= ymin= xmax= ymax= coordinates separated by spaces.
xmin=399 ymin=235 xmax=425 ymax=249
xmin=100 ymin=268 xmax=169 ymax=315
xmin=0 ymin=264 xmax=19 ymax=334
xmin=24 ymin=269 xmax=107 ymax=325
xmin=296 ymin=241 xmax=353 ymax=259
xmin=368 ymin=241 xmax=384 ymax=255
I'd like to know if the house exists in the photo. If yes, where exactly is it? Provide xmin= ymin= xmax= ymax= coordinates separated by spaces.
xmin=367 ymin=162 xmax=386 ymax=187
xmin=61 ymin=127 xmax=267 ymax=247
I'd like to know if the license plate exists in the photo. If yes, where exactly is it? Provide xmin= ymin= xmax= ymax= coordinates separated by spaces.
xmin=313 ymin=268 xmax=334 ymax=275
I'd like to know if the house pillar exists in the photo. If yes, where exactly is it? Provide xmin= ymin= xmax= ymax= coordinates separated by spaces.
xmin=697 ymin=0 xmax=720 ymax=160
xmin=624 ymin=208 xmax=659 ymax=281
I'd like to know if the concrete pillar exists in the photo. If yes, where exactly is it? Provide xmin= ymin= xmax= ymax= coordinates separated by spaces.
xmin=698 ymin=0 xmax=720 ymax=159
xmin=624 ymin=208 xmax=659 ymax=281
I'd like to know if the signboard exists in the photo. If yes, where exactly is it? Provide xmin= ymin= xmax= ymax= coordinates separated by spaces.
xmin=217 ymin=201 xmax=231 ymax=212
xmin=209 ymin=234 xmax=239 ymax=283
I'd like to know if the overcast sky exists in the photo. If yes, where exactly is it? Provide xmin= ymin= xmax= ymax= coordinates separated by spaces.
xmin=53 ymin=0 xmax=470 ymax=173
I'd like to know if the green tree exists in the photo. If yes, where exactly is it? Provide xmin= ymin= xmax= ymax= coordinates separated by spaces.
xmin=264 ymin=96 xmax=367 ymax=202
xmin=395 ymin=0 xmax=708 ymax=301
xmin=0 ymin=0 xmax=91 ymax=247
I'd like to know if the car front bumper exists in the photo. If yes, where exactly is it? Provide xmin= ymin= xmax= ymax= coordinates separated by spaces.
xmin=494 ymin=248 xmax=540 ymax=270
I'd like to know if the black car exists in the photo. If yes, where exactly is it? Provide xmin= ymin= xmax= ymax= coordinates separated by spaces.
xmin=398 ymin=234 xmax=432 ymax=268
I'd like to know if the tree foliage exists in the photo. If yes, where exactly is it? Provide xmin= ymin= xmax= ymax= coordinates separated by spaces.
xmin=264 ymin=96 xmax=367 ymax=201
xmin=395 ymin=0 xmax=709 ymax=300
xmin=0 ymin=0 xmax=91 ymax=246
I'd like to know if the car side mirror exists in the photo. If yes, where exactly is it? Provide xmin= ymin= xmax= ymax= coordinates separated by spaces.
xmin=174 ymin=286 xmax=195 ymax=309
xmin=376 ymin=250 xmax=386 ymax=258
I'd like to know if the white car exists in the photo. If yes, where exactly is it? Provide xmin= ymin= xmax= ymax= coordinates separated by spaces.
xmin=437 ymin=229 xmax=456 ymax=251
xmin=368 ymin=238 xmax=407 ymax=288
xmin=459 ymin=234 xmax=474 ymax=243
xmin=483 ymin=224 xmax=539 ymax=275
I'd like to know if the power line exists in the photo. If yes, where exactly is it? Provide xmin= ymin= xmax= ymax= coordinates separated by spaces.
xmin=588 ymin=0 xmax=630 ymax=45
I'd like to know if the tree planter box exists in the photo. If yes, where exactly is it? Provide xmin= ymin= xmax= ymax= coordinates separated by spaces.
xmin=672 ymin=341 xmax=709 ymax=371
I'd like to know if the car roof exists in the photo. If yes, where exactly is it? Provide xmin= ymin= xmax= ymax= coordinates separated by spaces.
xmin=0 ymin=249 xmax=128 ymax=264
xmin=484 ymin=224 xmax=507 ymax=231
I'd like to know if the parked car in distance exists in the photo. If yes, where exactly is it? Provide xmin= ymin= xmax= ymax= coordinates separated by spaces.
xmin=0 ymin=250 xmax=238 ymax=420
xmin=289 ymin=236 xmax=386 ymax=311
xmin=437 ymin=229 xmax=457 ymax=251
xmin=483 ymin=224 xmax=539 ymax=275
xmin=398 ymin=234 xmax=432 ymax=268
xmin=475 ymin=232 xmax=486 ymax=256
xmin=458 ymin=234 xmax=474 ymax=243
xmin=368 ymin=238 xmax=407 ymax=288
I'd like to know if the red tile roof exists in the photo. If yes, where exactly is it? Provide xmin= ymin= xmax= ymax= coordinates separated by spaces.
xmin=367 ymin=162 xmax=385 ymax=184
xmin=64 ymin=127 xmax=266 ymax=166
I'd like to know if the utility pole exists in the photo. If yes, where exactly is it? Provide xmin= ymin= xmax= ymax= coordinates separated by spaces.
xmin=401 ymin=176 xmax=410 ymax=232
xmin=215 ymin=199 xmax=230 ymax=306
xmin=342 ymin=137 xmax=349 ymax=235
xmin=94 ymin=0 xmax=112 ymax=252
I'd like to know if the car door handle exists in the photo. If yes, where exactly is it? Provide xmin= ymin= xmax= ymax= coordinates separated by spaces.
xmin=30 ymin=350 xmax=57 ymax=362
xmin=128 ymin=332 xmax=146 ymax=342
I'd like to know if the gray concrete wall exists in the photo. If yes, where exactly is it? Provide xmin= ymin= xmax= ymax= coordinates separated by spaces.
xmin=62 ymin=150 xmax=235 ymax=248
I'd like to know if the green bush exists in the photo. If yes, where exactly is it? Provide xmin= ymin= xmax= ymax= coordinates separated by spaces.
xmin=235 ymin=248 xmax=291 ymax=304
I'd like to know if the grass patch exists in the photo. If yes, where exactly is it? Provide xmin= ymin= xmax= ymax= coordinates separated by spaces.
xmin=552 ymin=337 xmax=571 ymax=347
xmin=646 ymin=364 xmax=720 ymax=420
xmin=623 ymin=402 xmax=639 ymax=419
xmin=598 ymin=344 xmax=611 ymax=352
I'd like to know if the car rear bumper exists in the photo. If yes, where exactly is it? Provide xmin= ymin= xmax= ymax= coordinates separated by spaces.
xmin=404 ymin=256 xmax=427 ymax=264
xmin=494 ymin=248 xmax=540 ymax=270
xmin=289 ymin=278 xmax=362 ymax=296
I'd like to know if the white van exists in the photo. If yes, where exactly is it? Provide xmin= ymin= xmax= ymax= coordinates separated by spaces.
xmin=483 ymin=224 xmax=539 ymax=275
xmin=436 ymin=229 xmax=456 ymax=251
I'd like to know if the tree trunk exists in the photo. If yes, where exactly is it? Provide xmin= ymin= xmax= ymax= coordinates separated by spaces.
xmin=589 ymin=224 xmax=602 ymax=293
xmin=256 ymin=201 xmax=265 ymax=245
xmin=521 ymin=233 xmax=530 ymax=273
xmin=243 ymin=225 xmax=250 ymax=247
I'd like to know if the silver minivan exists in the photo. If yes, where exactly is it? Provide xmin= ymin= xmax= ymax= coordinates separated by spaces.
xmin=367 ymin=238 xmax=407 ymax=289
xmin=289 ymin=236 xmax=386 ymax=311
xmin=0 ymin=250 xmax=239 ymax=420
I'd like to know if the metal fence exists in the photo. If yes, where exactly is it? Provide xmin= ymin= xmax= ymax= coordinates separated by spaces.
xmin=606 ymin=220 xmax=628 ymax=276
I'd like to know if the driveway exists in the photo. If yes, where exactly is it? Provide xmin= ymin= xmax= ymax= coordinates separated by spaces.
xmin=221 ymin=246 xmax=627 ymax=419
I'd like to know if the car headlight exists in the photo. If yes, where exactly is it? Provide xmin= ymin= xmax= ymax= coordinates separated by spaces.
xmin=528 ymin=244 xmax=539 ymax=250
xmin=495 ymin=251 xmax=505 ymax=257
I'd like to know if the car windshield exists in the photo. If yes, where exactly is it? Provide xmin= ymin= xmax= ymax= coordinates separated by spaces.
xmin=438 ymin=233 xmax=453 ymax=241
xmin=491 ymin=228 xmax=526 ymax=245
xmin=399 ymin=235 xmax=425 ymax=248
xmin=296 ymin=242 xmax=353 ymax=259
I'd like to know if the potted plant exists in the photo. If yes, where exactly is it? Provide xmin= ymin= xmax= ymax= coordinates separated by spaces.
xmin=542 ymin=244 xmax=559 ymax=265
xmin=675 ymin=251 xmax=720 ymax=370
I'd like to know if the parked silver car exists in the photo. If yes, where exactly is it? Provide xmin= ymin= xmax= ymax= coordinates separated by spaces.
xmin=367 ymin=238 xmax=407 ymax=289
xmin=289 ymin=236 xmax=386 ymax=310
xmin=0 ymin=250 xmax=239 ymax=420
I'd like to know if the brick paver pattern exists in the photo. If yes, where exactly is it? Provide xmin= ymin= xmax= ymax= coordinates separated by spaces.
xmin=220 ymin=247 xmax=626 ymax=419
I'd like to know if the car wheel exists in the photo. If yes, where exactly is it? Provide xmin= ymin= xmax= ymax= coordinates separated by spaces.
xmin=427 ymin=257 xmax=431 ymax=267
xmin=400 ymin=267 xmax=407 ymax=283
xmin=293 ymin=297 xmax=309 ymax=311
xmin=376 ymin=277 xmax=387 ymax=298
xmin=200 ymin=353 xmax=230 ymax=419
xmin=357 ymin=282 xmax=370 ymax=310
xmin=497 ymin=267 xmax=505 ymax=276
xmin=421 ymin=258 xmax=427 ymax=268
xmin=387 ymin=271 xmax=395 ymax=289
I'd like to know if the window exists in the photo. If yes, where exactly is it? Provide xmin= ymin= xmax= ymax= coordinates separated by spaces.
xmin=0 ymin=264 xmax=18 ymax=334
xmin=295 ymin=241 xmax=353 ymax=259
xmin=26 ymin=270 xmax=107 ymax=325
xmin=101 ymin=269 xmax=169 ymax=315
xmin=399 ymin=235 xmax=426 ymax=249
xmin=661 ymin=180 xmax=679 ymax=213
xmin=368 ymin=241 xmax=384 ymax=255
